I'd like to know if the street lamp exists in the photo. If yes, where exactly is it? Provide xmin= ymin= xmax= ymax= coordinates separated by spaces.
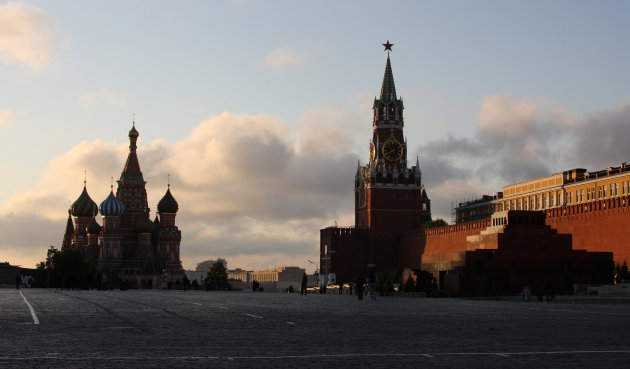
xmin=307 ymin=259 xmax=318 ymax=274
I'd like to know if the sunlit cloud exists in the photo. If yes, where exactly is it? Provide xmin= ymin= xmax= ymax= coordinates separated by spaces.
xmin=6 ymin=94 xmax=629 ymax=270
xmin=263 ymin=45 xmax=321 ymax=71
xmin=0 ymin=106 xmax=363 ymax=271
xmin=79 ymin=89 xmax=127 ymax=107
xmin=0 ymin=110 xmax=21 ymax=128
xmin=0 ymin=1 xmax=60 ymax=72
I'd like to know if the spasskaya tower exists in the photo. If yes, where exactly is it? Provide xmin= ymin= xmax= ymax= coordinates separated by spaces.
xmin=354 ymin=41 xmax=431 ymax=236
xmin=321 ymin=42 xmax=432 ymax=286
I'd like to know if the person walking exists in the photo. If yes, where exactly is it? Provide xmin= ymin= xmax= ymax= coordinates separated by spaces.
xmin=300 ymin=273 xmax=308 ymax=295
xmin=355 ymin=274 xmax=365 ymax=300
xmin=521 ymin=285 xmax=531 ymax=302
xmin=368 ymin=274 xmax=377 ymax=301
xmin=15 ymin=272 xmax=21 ymax=290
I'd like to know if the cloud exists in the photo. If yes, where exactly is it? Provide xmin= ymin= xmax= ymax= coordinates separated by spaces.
xmin=7 ymin=94 xmax=629 ymax=271
xmin=79 ymin=90 xmax=127 ymax=107
xmin=0 ymin=110 xmax=21 ymax=128
xmin=263 ymin=45 xmax=320 ymax=71
xmin=0 ymin=107 xmax=363 ymax=271
xmin=0 ymin=2 xmax=60 ymax=72
xmin=417 ymin=95 xmax=630 ymax=220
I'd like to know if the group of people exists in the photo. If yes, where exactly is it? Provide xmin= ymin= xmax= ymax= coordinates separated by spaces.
xmin=177 ymin=276 xmax=202 ymax=291
xmin=297 ymin=272 xmax=378 ymax=300
xmin=521 ymin=280 xmax=555 ymax=303
xmin=354 ymin=274 xmax=377 ymax=300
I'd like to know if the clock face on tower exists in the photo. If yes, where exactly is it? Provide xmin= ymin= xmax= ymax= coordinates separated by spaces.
xmin=382 ymin=139 xmax=403 ymax=161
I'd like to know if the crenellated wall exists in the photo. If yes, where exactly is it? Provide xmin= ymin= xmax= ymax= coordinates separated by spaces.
xmin=398 ymin=220 xmax=491 ymax=269
xmin=545 ymin=195 xmax=630 ymax=266
xmin=397 ymin=196 xmax=630 ymax=274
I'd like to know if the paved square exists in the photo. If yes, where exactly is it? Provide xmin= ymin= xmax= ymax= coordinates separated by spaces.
xmin=1 ymin=289 xmax=629 ymax=368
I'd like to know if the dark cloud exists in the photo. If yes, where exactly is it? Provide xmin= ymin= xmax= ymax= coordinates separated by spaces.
xmin=416 ymin=95 xmax=630 ymax=219
xmin=574 ymin=102 xmax=630 ymax=168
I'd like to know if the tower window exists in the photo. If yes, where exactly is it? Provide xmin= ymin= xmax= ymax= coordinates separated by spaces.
xmin=388 ymin=103 xmax=396 ymax=119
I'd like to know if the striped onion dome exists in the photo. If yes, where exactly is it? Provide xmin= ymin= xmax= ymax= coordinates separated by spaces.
xmin=87 ymin=218 xmax=102 ymax=234
xmin=157 ymin=186 xmax=179 ymax=213
xmin=71 ymin=185 xmax=98 ymax=217
xmin=99 ymin=190 xmax=124 ymax=217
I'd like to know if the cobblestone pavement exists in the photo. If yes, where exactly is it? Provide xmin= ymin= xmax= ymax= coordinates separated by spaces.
xmin=1 ymin=289 xmax=629 ymax=368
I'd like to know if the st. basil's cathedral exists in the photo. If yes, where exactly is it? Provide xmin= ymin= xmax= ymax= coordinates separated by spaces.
xmin=61 ymin=123 xmax=183 ymax=289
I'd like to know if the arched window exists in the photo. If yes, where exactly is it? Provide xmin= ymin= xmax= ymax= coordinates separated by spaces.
xmin=388 ymin=103 xmax=396 ymax=119
xmin=378 ymin=104 xmax=385 ymax=120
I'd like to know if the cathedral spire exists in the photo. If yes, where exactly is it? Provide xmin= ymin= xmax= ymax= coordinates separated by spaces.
xmin=61 ymin=208 xmax=74 ymax=250
xmin=120 ymin=121 xmax=144 ymax=183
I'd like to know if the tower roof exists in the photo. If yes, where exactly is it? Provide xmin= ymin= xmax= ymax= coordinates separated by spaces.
xmin=87 ymin=218 xmax=102 ymax=234
xmin=157 ymin=186 xmax=179 ymax=214
xmin=128 ymin=123 xmax=139 ymax=138
xmin=61 ymin=209 xmax=74 ymax=249
xmin=120 ymin=123 xmax=145 ymax=183
xmin=136 ymin=212 xmax=155 ymax=233
xmin=71 ymin=184 xmax=98 ymax=217
xmin=379 ymin=54 xmax=397 ymax=102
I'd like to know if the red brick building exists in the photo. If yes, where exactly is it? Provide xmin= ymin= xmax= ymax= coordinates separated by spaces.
xmin=61 ymin=123 xmax=184 ymax=289
xmin=321 ymin=45 xmax=431 ymax=286
xmin=321 ymin=45 xmax=613 ymax=294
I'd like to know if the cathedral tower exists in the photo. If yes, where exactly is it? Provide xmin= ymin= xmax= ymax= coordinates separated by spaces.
xmin=116 ymin=123 xmax=150 ymax=257
xmin=70 ymin=182 xmax=98 ymax=253
xmin=98 ymin=189 xmax=124 ymax=268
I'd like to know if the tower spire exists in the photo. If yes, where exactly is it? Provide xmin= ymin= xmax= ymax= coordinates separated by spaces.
xmin=120 ymin=121 xmax=144 ymax=182
xmin=380 ymin=50 xmax=397 ymax=102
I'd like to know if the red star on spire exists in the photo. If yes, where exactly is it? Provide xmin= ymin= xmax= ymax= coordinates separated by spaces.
xmin=383 ymin=40 xmax=394 ymax=52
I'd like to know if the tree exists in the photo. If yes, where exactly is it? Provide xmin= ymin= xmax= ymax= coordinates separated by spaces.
xmin=421 ymin=218 xmax=448 ymax=229
xmin=620 ymin=261 xmax=630 ymax=282
xmin=52 ymin=249 xmax=88 ymax=289
xmin=207 ymin=261 xmax=230 ymax=290
xmin=376 ymin=268 xmax=401 ymax=296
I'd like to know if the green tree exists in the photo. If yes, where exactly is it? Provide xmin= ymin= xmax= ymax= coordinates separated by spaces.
xmin=207 ymin=261 xmax=230 ymax=290
xmin=421 ymin=218 xmax=448 ymax=229
xmin=52 ymin=249 xmax=88 ymax=289
xmin=376 ymin=268 xmax=401 ymax=296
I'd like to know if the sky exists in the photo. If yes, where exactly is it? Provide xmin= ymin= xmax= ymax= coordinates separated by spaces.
xmin=2 ymin=0 xmax=630 ymax=272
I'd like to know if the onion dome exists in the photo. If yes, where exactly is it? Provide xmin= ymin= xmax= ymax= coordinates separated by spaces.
xmin=99 ymin=190 xmax=125 ymax=217
xmin=87 ymin=218 xmax=102 ymax=234
xmin=136 ymin=213 xmax=155 ymax=233
xmin=128 ymin=123 xmax=139 ymax=138
xmin=71 ymin=185 xmax=98 ymax=217
xmin=157 ymin=186 xmax=179 ymax=213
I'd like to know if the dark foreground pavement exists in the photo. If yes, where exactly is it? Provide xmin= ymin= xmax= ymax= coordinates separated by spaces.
xmin=1 ymin=289 xmax=629 ymax=368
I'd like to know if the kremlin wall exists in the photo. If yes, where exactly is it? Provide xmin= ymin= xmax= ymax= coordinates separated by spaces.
xmin=321 ymin=44 xmax=618 ymax=294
